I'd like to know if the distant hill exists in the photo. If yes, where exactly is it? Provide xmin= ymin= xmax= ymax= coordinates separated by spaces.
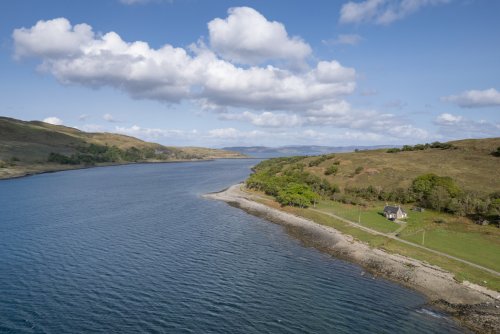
xmin=0 ymin=117 xmax=245 ymax=179
xmin=223 ymin=145 xmax=395 ymax=158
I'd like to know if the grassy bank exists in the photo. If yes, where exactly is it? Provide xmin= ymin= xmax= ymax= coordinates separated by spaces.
xmin=249 ymin=190 xmax=500 ymax=292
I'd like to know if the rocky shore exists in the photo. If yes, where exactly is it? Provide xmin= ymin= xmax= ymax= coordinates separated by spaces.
xmin=204 ymin=184 xmax=500 ymax=333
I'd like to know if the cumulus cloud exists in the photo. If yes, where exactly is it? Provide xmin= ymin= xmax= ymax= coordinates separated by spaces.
xmin=339 ymin=0 xmax=450 ymax=25
xmin=208 ymin=7 xmax=311 ymax=65
xmin=42 ymin=116 xmax=63 ymax=125
xmin=441 ymin=88 xmax=500 ymax=108
xmin=434 ymin=113 xmax=500 ymax=138
xmin=13 ymin=10 xmax=432 ymax=143
xmin=12 ymin=15 xmax=354 ymax=111
xmin=13 ymin=18 xmax=93 ymax=59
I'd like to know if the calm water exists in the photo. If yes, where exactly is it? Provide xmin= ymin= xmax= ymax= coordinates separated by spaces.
xmin=0 ymin=160 xmax=466 ymax=333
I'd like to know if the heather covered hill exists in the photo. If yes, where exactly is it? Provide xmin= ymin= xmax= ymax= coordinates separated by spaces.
xmin=0 ymin=117 xmax=245 ymax=179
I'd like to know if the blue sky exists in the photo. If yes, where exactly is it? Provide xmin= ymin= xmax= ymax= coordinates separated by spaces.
xmin=1 ymin=0 xmax=499 ymax=147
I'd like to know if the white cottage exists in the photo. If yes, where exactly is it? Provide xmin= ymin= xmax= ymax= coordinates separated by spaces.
xmin=383 ymin=205 xmax=407 ymax=220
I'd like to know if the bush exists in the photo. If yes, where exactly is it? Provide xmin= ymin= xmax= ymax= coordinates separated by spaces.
xmin=387 ymin=142 xmax=454 ymax=153
xmin=491 ymin=147 xmax=500 ymax=157
xmin=308 ymin=154 xmax=335 ymax=167
xmin=324 ymin=165 xmax=338 ymax=176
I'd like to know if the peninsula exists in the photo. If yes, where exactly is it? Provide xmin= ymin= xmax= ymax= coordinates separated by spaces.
xmin=206 ymin=138 xmax=500 ymax=333
xmin=0 ymin=117 xmax=246 ymax=180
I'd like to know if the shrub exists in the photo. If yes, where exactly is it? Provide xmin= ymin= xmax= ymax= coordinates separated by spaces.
xmin=491 ymin=147 xmax=500 ymax=157
xmin=324 ymin=165 xmax=338 ymax=176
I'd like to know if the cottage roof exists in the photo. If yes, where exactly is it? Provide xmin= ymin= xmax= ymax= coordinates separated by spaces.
xmin=384 ymin=205 xmax=406 ymax=214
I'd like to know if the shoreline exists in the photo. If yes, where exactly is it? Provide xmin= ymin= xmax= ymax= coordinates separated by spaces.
xmin=0 ymin=157 xmax=255 ymax=182
xmin=204 ymin=183 xmax=500 ymax=333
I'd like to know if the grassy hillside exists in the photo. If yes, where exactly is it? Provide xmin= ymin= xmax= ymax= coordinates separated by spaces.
xmin=244 ymin=138 xmax=500 ymax=289
xmin=302 ymin=138 xmax=500 ymax=195
xmin=0 ymin=117 xmax=245 ymax=179
xmin=246 ymin=138 xmax=500 ymax=217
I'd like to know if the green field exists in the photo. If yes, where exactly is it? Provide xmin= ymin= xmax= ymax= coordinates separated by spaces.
xmin=253 ymin=194 xmax=500 ymax=291
xmin=315 ymin=199 xmax=500 ymax=272
xmin=316 ymin=200 xmax=400 ymax=233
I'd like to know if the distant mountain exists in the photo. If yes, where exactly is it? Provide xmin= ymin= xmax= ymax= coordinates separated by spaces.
xmin=222 ymin=145 xmax=397 ymax=158
xmin=0 ymin=116 xmax=245 ymax=179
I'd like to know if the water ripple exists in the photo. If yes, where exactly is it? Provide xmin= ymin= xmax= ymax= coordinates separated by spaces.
xmin=0 ymin=160 xmax=468 ymax=333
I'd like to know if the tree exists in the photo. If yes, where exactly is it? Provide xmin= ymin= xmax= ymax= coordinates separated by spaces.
xmin=428 ymin=186 xmax=452 ymax=211
xmin=276 ymin=183 xmax=318 ymax=208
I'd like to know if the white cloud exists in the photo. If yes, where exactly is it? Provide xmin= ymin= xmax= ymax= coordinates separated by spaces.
xmin=435 ymin=113 xmax=463 ymax=125
xmin=217 ymin=102 xmax=430 ymax=141
xmin=13 ymin=18 xmax=93 ymax=59
xmin=322 ymin=34 xmax=363 ymax=46
xmin=434 ymin=113 xmax=500 ymax=138
xmin=219 ymin=111 xmax=304 ymax=128
xmin=339 ymin=0 xmax=450 ymax=25
xmin=13 ymin=10 xmax=433 ymax=144
xmin=12 ymin=16 xmax=355 ymax=112
xmin=103 ymin=113 xmax=119 ymax=122
xmin=441 ymin=88 xmax=500 ymax=108
xmin=115 ymin=125 xmax=198 ymax=140
xmin=208 ymin=7 xmax=311 ymax=65
xmin=42 ymin=116 xmax=63 ymax=125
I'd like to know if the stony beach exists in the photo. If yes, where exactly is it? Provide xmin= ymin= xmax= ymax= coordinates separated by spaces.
xmin=205 ymin=184 xmax=500 ymax=333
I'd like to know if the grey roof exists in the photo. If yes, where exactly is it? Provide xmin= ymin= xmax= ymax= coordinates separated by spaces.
xmin=384 ymin=205 xmax=406 ymax=214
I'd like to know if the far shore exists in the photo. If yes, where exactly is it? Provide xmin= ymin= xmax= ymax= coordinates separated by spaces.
xmin=204 ymin=183 xmax=500 ymax=334
xmin=0 ymin=157 xmax=257 ymax=182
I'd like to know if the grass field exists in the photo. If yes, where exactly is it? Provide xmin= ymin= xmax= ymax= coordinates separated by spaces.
xmin=400 ymin=210 xmax=500 ymax=272
xmin=316 ymin=200 xmax=400 ymax=233
xmin=251 ymin=192 xmax=500 ymax=291
xmin=315 ymin=199 xmax=500 ymax=273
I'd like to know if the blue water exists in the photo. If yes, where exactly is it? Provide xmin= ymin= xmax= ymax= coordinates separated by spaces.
xmin=0 ymin=160 xmax=467 ymax=333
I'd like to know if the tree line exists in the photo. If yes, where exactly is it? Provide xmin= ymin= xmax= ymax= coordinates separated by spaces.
xmin=246 ymin=157 xmax=500 ymax=225
xmin=387 ymin=141 xmax=454 ymax=153
xmin=47 ymin=143 xmax=201 ymax=166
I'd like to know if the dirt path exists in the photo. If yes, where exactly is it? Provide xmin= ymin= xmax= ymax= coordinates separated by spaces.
xmin=305 ymin=208 xmax=500 ymax=277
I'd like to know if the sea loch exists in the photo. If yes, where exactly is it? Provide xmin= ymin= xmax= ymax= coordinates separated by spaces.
xmin=0 ymin=160 xmax=467 ymax=333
